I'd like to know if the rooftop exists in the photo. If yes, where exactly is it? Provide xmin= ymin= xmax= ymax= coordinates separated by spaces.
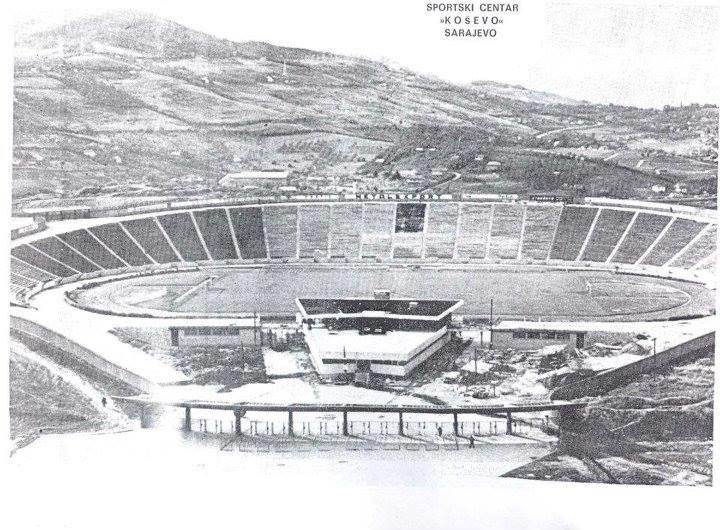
xmin=219 ymin=170 xmax=291 ymax=184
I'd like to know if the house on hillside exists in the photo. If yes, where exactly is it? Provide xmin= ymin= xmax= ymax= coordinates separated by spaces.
xmin=485 ymin=161 xmax=502 ymax=172
xmin=398 ymin=169 xmax=417 ymax=178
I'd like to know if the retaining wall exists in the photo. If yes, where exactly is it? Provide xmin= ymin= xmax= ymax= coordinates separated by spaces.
xmin=10 ymin=315 xmax=159 ymax=394
xmin=550 ymin=331 xmax=715 ymax=400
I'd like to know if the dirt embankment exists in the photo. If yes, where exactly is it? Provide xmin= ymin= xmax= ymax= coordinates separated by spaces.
xmin=506 ymin=355 xmax=714 ymax=486
xmin=9 ymin=331 xmax=137 ymax=451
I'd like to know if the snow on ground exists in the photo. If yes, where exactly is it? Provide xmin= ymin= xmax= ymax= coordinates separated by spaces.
xmin=8 ymin=429 xmax=551 ymax=512
xmin=263 ymin=348 xmax=310 ymax=377
xmin=505 ymin=371 xmax=550 ymax=397
xmin=10 ymin=216 xmax=34 ymax=229
xmin=461 ymin=329 xmax=491 ymax=344
xmin=414 ymin=380 xmax=508 ymax=408
xmin=580 ymin=353 xmax=645 ymax=372
xmin=460 ymin=359 xmax=492 ymax=373
xmin=14 ymin=278 xmax=716 ymax=418
xmin=154 ymin=377 xmax=428 ymax=407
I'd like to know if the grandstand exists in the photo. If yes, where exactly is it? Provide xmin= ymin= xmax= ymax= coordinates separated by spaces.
xmin=697 ymin=254 xmax=716 ymax=272
xmin=455 ymin=203 xmax=493 ymax=259
xmin=193 ymin=209 xmax=238 ymax=261
xmin=11 ymin=243 xmax=78 ymax=277
xmin=520 ymin=204 xmax=562 ymax=260
xmin=488 ymin=203 xmax=524 ymax=259
xmin=328 ymin=204 xmax=363 ymax=258
xmin=610 ymin=213 xmax=672 ymax=264
xmin=550 ymin=206 xmax=598 ymax=261
xmin=122 ymin=218 xmax=179 ymax=264
xmin=88 ymin=224 xmax=152 ymax=266
xmin=579 ymin=209 xmax=635 ymax=262
xmin=424 ymin=203 xmax=459 ymax=258
xmin=30 ymin=236 xmax=100 ymax=273
xmin=298 ymin=205 xmax=331 ymax=258
xmin=57 ymin=229 xmax=127 ymax=270
xmin=157 ymin=213 xmax=210 ymax=262
xmin=263 ymin=205 xmax=298 ymax=259
xmin=640 ymin=218 xmax=706 ymax=267
xmin=11 ymin=257 xmax=55 ymax=282
xmin=670 ymin=225 xmax=718 ymax=268
xmin=393 ymin=203 xmax=426 ymax=259
xmin=361 ymin=203 xmax=395 ymax=258
xmin=8 ymin=197 xmax=717 ymax=307
xmin=228 ymin=207 xmax=267 ymax=260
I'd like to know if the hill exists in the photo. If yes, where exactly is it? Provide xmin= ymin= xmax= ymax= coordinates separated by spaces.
xmin=12 ymin=10 xmax=717 ymax=206
xmin=505 ymin=354 xmax=713 ymax=486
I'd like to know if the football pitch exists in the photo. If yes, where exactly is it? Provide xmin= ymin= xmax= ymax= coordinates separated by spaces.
xmin=73 ymin=265 xmax=715 ymax=322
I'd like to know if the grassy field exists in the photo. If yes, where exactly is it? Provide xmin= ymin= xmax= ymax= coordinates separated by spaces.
xmin=74 ymin=265 xmax=714 ymax=321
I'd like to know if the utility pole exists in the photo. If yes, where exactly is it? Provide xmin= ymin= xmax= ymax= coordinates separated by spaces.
xmin=240 ymin=345 xmax=245 ymax=385
xmin=253 ymin=311 xmax=258 ymax=346
xmin=474 ymin=347 xmax=478 ymax=374
xmin=489 ymin=298 xmax=494 ymax=351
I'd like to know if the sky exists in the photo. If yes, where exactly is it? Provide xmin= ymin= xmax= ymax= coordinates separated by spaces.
xmin=11 ymin=0 xmax=720 ymax=107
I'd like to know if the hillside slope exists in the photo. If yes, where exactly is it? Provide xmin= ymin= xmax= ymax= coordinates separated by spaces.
xmin=13 ymin=10 xmax=717 ymax=205
xmin=506 ymin=354 xmax=713 ymax=486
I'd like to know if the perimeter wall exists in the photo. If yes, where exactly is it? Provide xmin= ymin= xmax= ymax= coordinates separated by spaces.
xmin=550 ymin=331 xmax=715 ymax=400
xmin=10 ymin=315 xmax=159 ymax=393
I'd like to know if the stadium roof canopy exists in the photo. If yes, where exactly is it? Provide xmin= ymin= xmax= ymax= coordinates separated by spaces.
xmin=295 ymin=297 xmax=463 ymax=321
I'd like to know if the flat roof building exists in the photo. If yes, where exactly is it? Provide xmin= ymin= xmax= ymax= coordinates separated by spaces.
xmin=297 ymin=297 xmax=463 ymax=378
xmin=491 ymin=321 xmax=586 ymax=350
xmin=219 ymin=170 xmax=291 ymax=188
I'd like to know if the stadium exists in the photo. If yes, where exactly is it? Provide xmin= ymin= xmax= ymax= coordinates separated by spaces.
xmin=9 ymin=192 xmax=717 ymax=483
xmin=11 ymin=194 xmax=717 ymax=314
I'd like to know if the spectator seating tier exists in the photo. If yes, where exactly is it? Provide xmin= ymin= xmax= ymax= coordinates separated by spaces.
xmin=121 ymin=218 xmax=179 ymax=264
xmin=611 ymin=213 xmax=671 ymax=264
xmin=550 ymin=206 xmax=598 ymax=261
xmin=157 ymin=213 xmax=209 ymax=262
xmin=57 ymin=229 xmax=126 ymax=269
xmin=520 ymin=204 xmax=562 ymax=260
xmin=455 ymin=203 xmax=492 ymax=259
xmin=228 ymin=207 xmax=268 ymax=259
xmin=193 ymin=209 xmax=238 ymax=261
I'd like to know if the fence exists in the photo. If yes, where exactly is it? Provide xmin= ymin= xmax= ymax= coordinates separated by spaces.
xmin=179 ymin=417 xmax=551 ymax=438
